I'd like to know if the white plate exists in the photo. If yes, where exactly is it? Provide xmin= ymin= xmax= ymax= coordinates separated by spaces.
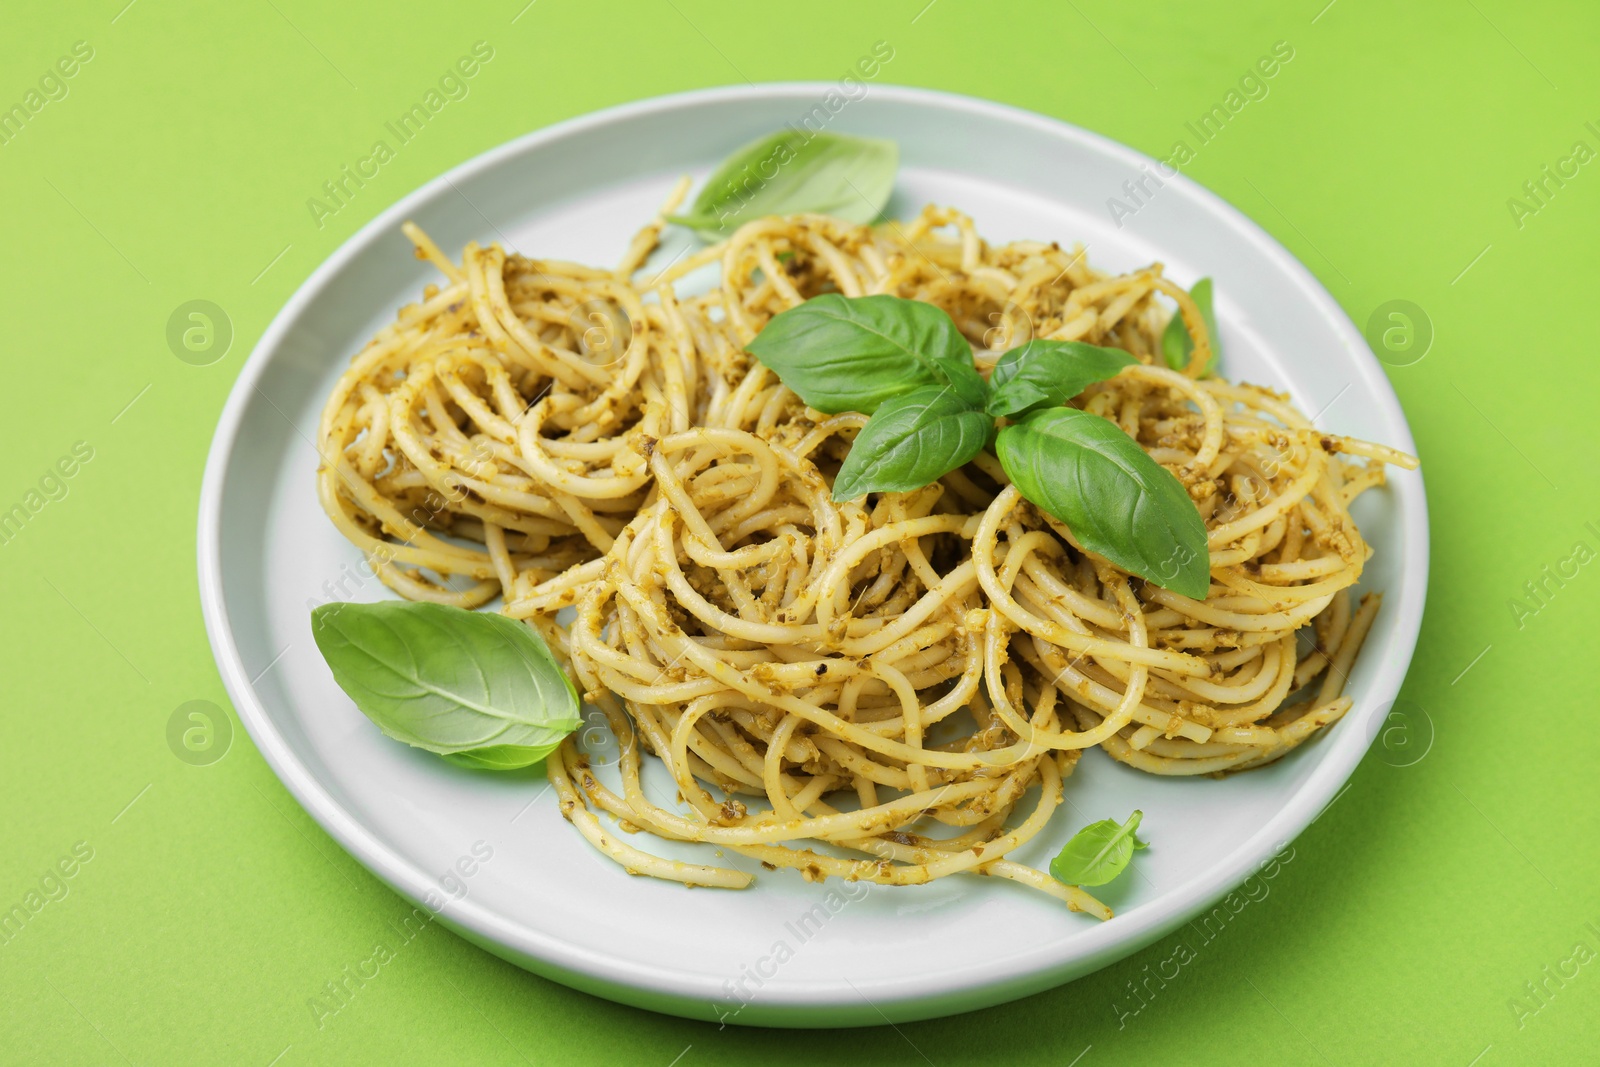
xmin=198 ymin=84 xmax=1428 ymax=1026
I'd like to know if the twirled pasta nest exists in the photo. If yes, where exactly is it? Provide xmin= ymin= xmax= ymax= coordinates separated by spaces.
xmin=316 ymin=192 xmax=1410 ymax=914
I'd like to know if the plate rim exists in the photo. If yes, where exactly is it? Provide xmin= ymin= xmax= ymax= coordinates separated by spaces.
xmin=197 ymin=81 xmax=1430 ymax=1023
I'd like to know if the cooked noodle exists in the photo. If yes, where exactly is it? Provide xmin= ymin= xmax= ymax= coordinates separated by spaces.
xmin=314 ymin=186 xmax=1417 ymax=917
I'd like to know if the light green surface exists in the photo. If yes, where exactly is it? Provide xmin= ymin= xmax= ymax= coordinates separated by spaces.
xmin=3 ymin=1 xmax=1596 ymax=1063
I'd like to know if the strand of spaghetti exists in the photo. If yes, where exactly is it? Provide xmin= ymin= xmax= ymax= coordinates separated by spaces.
xmin=546 ymin=739 xmax=751 ymax=888
xmin=401 ymin=220 xmax=463 ymax=282
xmin=616 ymin=175 xmax=692 ymax=277
xmin=982 ymin=858 xmax=1111 ymax=918
xmin=1318 ymin=592 xmax=1381 ymax=703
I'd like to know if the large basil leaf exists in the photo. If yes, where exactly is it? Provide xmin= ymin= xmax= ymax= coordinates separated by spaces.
xmin=665 ymin=130 xmax=898 ymax=240
xmin=987 ymin=340 xmax=1137 ymax=419
xmin=832 ymin=385 xmax=992 ymax=500
xmin=1161 ymin=276 xmax=1220 ymax=375
xmin=747 ymin=294 xmax=987 ymax=414
xmin=1050 ymin=811 xmax=1149 ymax=887
xmin=995 ymin=408 xmax=1210 ymax=598
xmin=311 ymin=601 xmax=581 ymax=769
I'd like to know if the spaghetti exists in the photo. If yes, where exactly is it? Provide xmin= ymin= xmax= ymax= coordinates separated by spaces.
xmin=314 ymin=187 xmax=1417 ymax=917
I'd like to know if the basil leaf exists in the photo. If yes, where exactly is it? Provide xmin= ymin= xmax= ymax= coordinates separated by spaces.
xmin=1161 ymin=277 xmax=1220 ymax=375
xmin=987 ymin=340 xmax=1137 ymax=419
xmin=666 ymin=130 xmax=898 ymax=240
xmin=995 ymin=408 xmax=1210 ymax=599
xmin=442 ymin=745 xmax=558 ymax=771
xmin=832 ymin=385 xmax=992 ymax=500
xmin=311 ymin=601 xmax=581 ymax=769
xmin=1050 ymin=811 xmax=1147 ymax=887
xmin=748 ymin=294 xmax=987 ymax=414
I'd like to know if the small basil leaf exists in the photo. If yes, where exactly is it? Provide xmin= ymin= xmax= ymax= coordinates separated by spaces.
xmin=1161 ymin=277 xmax=1220 ymax=375
xmin=311 ymin=601 xmax=581 ymax=770
xmin=832 ymin=385 xmax=992 ymax=500
xmin=996 ymin=408 xmax=1210 ymax=599
xmin=747 ymin=294 xmax=987 ymax=414
xmin=665 ymin=130 xmax=898 ymax=240
xmin=987 ymin=340 xmax=1137 ymax=419
xmin=1050 ymin=811 xmax=1147 ymax=887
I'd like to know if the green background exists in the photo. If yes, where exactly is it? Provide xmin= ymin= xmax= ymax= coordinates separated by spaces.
xmin=3 ymin=0 xmax=1596 ymax=1063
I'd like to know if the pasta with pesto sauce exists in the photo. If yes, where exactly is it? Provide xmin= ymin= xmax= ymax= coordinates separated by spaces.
xmin=314 ymin=180 xmax=1416 ymax=918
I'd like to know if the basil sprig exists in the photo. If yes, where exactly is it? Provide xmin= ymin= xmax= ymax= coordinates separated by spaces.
xmin=1050 ymin=810 xmax=1149 ymax=887
xmin=747 ymin=295 xmax=1211 ymax=597
xmin=1161 ymin=276 xmax=1220 ymax=376
xmin=311 ymin=601 xmax=581 ymax=770
xmin=666 ymin=130 xmax=898 ymax=240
